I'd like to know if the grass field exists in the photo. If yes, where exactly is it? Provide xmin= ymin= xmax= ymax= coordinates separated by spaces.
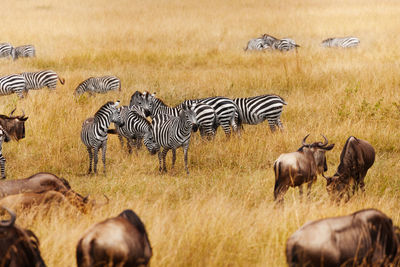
xmin=1 ymin=0 xmax=400 ymax=266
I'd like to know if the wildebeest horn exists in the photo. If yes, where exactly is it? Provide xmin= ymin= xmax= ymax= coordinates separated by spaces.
xmin=83 ymin=195 xmax=89 ymax=203
xmin=9 ymin=108 xmax=16 ymax=117
xmin=0 ymin=206 xmax=16 ymax=227
xmin=302 ymin=134 xmax=310 ymax=146
xmin=319 ymin=134 xmax=328 ymax=147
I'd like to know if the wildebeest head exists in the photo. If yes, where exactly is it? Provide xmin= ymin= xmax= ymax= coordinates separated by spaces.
xmin=324 ymin=174 xmax=348 ymax=199
xmin=298 ymin=134 xmax=335 ymax=174
xmin=0 ymin=109 xmax=28 ymax=141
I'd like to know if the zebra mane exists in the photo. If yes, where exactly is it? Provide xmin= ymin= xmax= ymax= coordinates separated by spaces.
xmin=94 ymin=101 xmax=114 ymax=122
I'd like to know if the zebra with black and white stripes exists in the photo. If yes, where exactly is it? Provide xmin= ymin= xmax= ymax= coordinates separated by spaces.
xmin=152 ymin=103 xmax=198 ymax=174
xmin=130 ymin=91 xmax=218 ymax=139
xmin=11 ymin=45 xmax=35 ymax=60
xmin=81 ymin=101 xmax=124 ymax=174
xmin=321 ymin=37 xmax=360 ymax=48
xmin=233 ymin=94 xmax=287 ymax=132
xmin=0 ymin=43 xmax=13 ymax=58
xmin=0 ymin=125 xmax=10 ymax=179
xmin=244 ymin=34 xmax=278 ymax=51
xmin=21 ymin=70 xmax=65 ymax=93
xmin=0 ymin=74 xmax=27 ymax=98
xmin=74 ymin=76 xmax=121 ymax=96
xmin=271 ymin=38 xmax=300 ymax=51
xmin=114 ymin=106 xmax=159 ymax=154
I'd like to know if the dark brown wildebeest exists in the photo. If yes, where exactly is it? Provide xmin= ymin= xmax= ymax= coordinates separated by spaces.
xmin=0 ymin=206 xmax=46 ymax=267
xmin=0 ymin=191 xmax=70 ymax=211
xmin=0 ymin=172 xmax=90 ymax=212
xmin=286 ymin=209 xmax=400 ymax=267
xmin=323 ymin=136 xmax=375 ymax=201
xmin=76 ymin=209 xmax=152 ymax=267
xmin=0 ymin=108 xmax=28 ymax=141
xmin=273 ymin=134 xmax=334 ymax=203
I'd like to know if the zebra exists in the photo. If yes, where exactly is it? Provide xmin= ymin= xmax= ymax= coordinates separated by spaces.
xmin=20 ymin=70 xmax=65 ymax=94
xmin=74 ymin=76 xmax=121 ymax=96
xmin=11 ymin=45 xmax=35 ymax=60
xmin=152 ymin=103 xmax=198 ymax=174
xmin=0 ymin=43 xmax=13 ymax=58
xmin=112 ymin=105 xmax=159 ymax=154
xmin=321 ymin=37 xmax=360 ymax=48
xmin=0 ymin=74 xmax=27 ymax=98
xmin=244 ymin=34 xmax=278 ymax=51
xmin=81 ymin=101 xmax=124 ymax=174
xmin=0 ymin=125 xmax=10 ymax=179
xmin=129 ymin=91 xmax=218 ymax=139
xmin=233 ymin=95 xmax=287 ymax=132
xmin=271 ymin=38 xmax=300 ymax=51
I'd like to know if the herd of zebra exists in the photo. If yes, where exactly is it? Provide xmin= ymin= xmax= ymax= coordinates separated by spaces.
xmin=245 ymin=34 xmax=360 ymax=51
xmin=0 ymin=43 xmax=36 ymax=60
xmin=80 ymin=91 xmax=287 ymax=175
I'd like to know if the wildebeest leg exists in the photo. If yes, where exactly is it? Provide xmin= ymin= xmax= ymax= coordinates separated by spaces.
xmin=274 ymin=181 xmax=289 ymax=205
xmin=307 ymin=180 xmax=314 ymax=199
xmin=171 ymin=149 xmax=176 ymax=169
xmin=101 ymin=141 xmax=107 ymax=174
xmin=93 ymin=146 xmax=99 ymax=174
xmin=87 ymin=147 xmax=93 ymax=174
xmin=298 ymin=184 xmax=303 ymax=200
xmin=0 ymin=156 xmax=5 ymax=179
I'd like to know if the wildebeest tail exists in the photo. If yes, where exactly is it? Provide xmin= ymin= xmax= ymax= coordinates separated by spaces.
xmin=273 ymin=161 xmax=281 ymax=200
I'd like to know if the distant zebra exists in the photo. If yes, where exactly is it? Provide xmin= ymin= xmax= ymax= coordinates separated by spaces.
xmin=0 ymin=43 xmax=13 ymax=58
xmin=0 ymin=125 xmax=10 ymax=179
xmin=21 ymin=70 xmax=65 ymax=93
xmin=271 ymin=38 xmax=300 ymax=51
xmin=130 ymin=91 xmax=217 ymax=139
xmin=152 ymin=104 xmax=198 ymax=174
xmin=321 ymin=37 xmax=360 ymax=48
xmin=0 ymin=74 xmax=27 ymax=98
xmin=233 ymin=95 xmax=287 ymax=131
xmin=113 ymin=106 xmax=159 ymax=154
xmin=74 ymin=76 xmax=121 ymax=96
xmin=81 ymin=101 xmax=123 ymax=174
xmin=244 ymin=34 xmax=278 ymax=51
xmin=11 ymin=45 xmax=35 ymax=60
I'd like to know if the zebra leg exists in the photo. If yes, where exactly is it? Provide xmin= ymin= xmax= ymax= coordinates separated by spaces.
xmin=158 ymin=151 xmax=163 ymax=172
xmin=269 ymin=121 xmax=277 ymax=132
xmin=183 ymin=144 xmax=190 ymax=175
xmin=86 ymin=147 xmax=93 ymax=174
xmin=220 ymin=122 xmax=231 ymax=137
xmin=171 ymin=149 xmax=176 ymax=169
xmin=135 ymin=137 xmax=143 ymax=150
xmin=127 ymin=138 xmax=134 ymax=154
xmin=277 ymin=119 xmax=284 ymax=131
xmin=0 ymin=156 xmax=6 ymax=179
xmin=161 ymin=148 xmax=169 ymax=173
xmin=117 ymin=133 xmax=124 ymax=148
xmin=101 ymin=142 xmax=107 ymax=174
xmin=93 ymin=146 xmax=99 ymax=174
xmin=16 ymin=89 xmax=25 ymax=99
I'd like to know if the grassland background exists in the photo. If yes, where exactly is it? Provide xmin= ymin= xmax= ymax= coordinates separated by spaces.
xmin=1 ymin=0 xmax=400 ymax=266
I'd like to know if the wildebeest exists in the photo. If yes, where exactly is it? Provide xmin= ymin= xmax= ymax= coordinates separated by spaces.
xmin=0 ymin=108 xmax=28 ymax=140
xmin=76 ymin=209 xmax=152 ymax=267
xmin=0 ymin=206 xmax=46 ymax=267
xmin=286 ymin=209 xmax=400 ymax=266
xmin=0 ymin=191 xmax=70 ymax=211
xmin=273 ymin=135 xmax=334 ymax=203
xmin=0 ymin=172 xmax=90 ymax=212
xmin=324 ymin=136 xmax=375 ymax=201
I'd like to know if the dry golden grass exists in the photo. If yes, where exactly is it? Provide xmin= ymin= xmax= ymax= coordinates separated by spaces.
xmin=1 ymin=0 xmax=400 ymax=266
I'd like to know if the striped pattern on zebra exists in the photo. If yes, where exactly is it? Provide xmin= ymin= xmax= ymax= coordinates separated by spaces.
xmin=81 ymin=101 xmax=123 ymax=174
xmin=74 ymin=76 xmax=121 ymax=96
xmin=0 ymin=74 xmax=27 ymax=98
xmin=130 ymin=91 xmax=217 ymax=139
xmin=0 ymin=43 xmax=13 ymax=58
xmin=244 ymin=34 xmax=278 ymax=51
xmin=114 ymin=106 xmax=158 ymax=154
xmin=11 ymin=45 xmax=35 ymax=60
xmin=271 ymin=38 xmax=300 ymax=51
xmin=321 ymin=37 xmax=360 ymax=48
xmin=0 ymin=125 xmax=10 ymax=179
xmin=21 ymin=70 xmax=65 ymax=92
xmin=152 ymin=104 xmax=198 ymax=174
xmin=233 ymin=95 xmax=287 ymax=131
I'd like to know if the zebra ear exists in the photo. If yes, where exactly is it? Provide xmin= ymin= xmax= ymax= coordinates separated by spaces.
xmin=151 ymin=92 xmax=156 ymax=97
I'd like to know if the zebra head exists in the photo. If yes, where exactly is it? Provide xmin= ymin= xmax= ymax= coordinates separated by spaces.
xmin=140 ymin=91 xmax=157 ymax=117
xmin=143 ymin=129 xmax=159 ymax=155
xmin=180 ymin=103 xmax=198 ymax=132
xmin=110 ymin=101 xmax=124 ymax=127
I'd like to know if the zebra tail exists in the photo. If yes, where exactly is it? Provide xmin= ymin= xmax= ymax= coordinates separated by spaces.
xmin=107 ymin=129 xmax=118 ymax=134
xmin=119 ymin=81 xmax=121 ymax=91
xmin=59 ymin=77 xmax=65 ymax=85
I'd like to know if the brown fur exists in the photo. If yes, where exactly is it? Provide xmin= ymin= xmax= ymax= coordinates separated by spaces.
xmin=286 ymin=209 xmax=399 ymax=267
xmin=0 ymin=110 xmax=28 ymax=141
xmin=76 ymin=209 xmax=152 ymax=267
xmin=0 ymin=191 xmax=69 ymax=211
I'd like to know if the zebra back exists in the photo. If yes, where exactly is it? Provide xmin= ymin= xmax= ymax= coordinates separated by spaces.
xmin=321 ymin=37 xmax=360 ymax=48
xmin=0 ymin=74 xmax=26 ymax=98
xmin=74 ymin=76 xmax=121 ymax=96
xmin=21 ymin=70 xmax=64 ymax=91
xmin=11 ymin=45 xmax=35 ymax=60
xmin=0 ymin=43 xmax=13 ymax=58
xmin=272 ymin=38 xmax=300 ymax=51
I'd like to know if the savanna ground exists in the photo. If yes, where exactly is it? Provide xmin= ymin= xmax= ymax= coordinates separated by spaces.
xmin=1 ymin=0 xmax=400 ymax=266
